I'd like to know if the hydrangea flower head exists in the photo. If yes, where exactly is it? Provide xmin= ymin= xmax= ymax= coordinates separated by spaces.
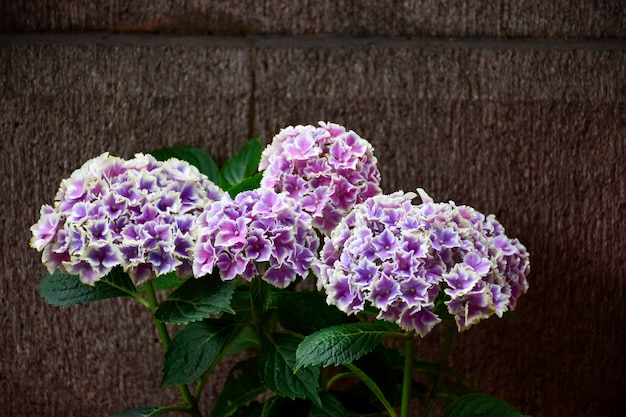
xmin=259 ymin=122 xmax=382 ymax=234
xmin=30 ymin=152 xmax=224 ymax=285
xmin=193 ymin=188 xmax=319 ymax=288
xmin=315 ymin=189 xmax=530 ymax=336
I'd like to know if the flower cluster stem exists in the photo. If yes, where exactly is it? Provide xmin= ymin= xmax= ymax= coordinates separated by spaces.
xmin=419 ymin=326 xmax=455 ymax=417
xmin=344 ymin=363 xmax=397 ymax=417
xmin=144 ymin=281 xmax=202 ymax=417
xmin=401 ymin=332 xmax=415 ymax=417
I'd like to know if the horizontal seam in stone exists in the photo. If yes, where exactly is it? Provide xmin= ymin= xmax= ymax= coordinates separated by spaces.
xmin=1 ymin=33 xmax=625 ymax=51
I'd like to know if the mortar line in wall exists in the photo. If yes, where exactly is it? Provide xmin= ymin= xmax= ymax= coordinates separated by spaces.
xmin=0 ymin=33 xmax=625 ymax=51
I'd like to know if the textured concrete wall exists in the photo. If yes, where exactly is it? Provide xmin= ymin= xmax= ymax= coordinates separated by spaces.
xmin=1 ymin=2 xmax=624 ymax=417
xmin=2 ymin=1 xmax=625 ymax=37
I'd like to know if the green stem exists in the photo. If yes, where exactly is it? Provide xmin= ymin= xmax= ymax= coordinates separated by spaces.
xmin=419 ymin=326 xmax=455 ymax=417
xmin=144 ymin=281 xmax=172 ymax=349
xmin=150 ymin=404 xmax=197 ymax=416
xmin=401 ymin=333 xmax=415 ymax=417
xmin=325 ymin=371 xmax=353 ymax=390
xmin=344 ymin=363 xmax=397 ymax=417
xmin=144 ymin=281 xmax=202 ymax=417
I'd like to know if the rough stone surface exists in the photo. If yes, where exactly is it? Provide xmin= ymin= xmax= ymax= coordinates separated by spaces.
xmin=1 ymin=1 xmax=625 ymax=38
xmin=252 ymin=45 xmax=626 ymax=415
xmin=0 ymin=38 xmax=252 ymax=416
xmin=1 ymin=29 xmax=624 ymax=417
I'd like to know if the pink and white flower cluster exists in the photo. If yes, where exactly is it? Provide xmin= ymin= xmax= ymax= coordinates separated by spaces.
xmin=30 ymin=153 xmax=224 ymax=285
xmin=193 ymin=189 xmax=319 ymax=288
xmin=315 ymin=189 xmax=530 ymax=336
xmin=30 ymin=122 xmax=530 ymax=332
xmin=259 ymin=122 xmax=382 ymax=234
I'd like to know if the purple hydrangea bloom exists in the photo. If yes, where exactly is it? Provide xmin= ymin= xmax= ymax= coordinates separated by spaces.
xmin=193 ymin=189 xmax=320 ymax=288
xmin=259 ymin=122 xmax=382 ymax=234
xmin=30 ymin=152 xmax=224 ymax=285
xmin=315 ymin=189 xmax=530 ymax=336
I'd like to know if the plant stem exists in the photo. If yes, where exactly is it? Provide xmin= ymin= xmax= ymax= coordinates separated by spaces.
xmin=144 ymin=281 xmax=202 ymax=417
xmin=344 ymin=363 xmax=397 ymax=417
xmin=325 ymin=371 xmax=353 ymax=390
xmin=419 ymin=326 xmax=455 ymax=417
xmin=401 ymin=333 xmax=415 ymax=417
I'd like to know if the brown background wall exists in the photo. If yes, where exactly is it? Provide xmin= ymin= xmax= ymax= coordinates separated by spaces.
xmin=1 ymin=2 xmax=624 ymax=416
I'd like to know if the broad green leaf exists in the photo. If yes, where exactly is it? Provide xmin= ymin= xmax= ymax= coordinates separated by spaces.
xmin=149 ymin=146 xmax=221 ymax=186
xmin=39 ymin=268 xmax=136 ymax=307
xmin=261 ymin=397 xmax=311 ymax=417
xmin=210 ymin=358 xmax=266 ymax=417
xmin=277 ymin=291 xmax=349 ymax=336
xmin=226 ymin=172 xmax=262 ymax=197
xmin=137 ymin=272 xmax=186 ymax=292
xmin=223 ymin=326 xmax=260 ymax=357
xmin=161 ymin=319 xmax=244 ymax=387
xmin=154 ymin=273 xmax=235 ymax=324
xmin=295 ymin=322 xmax=398 ymax=370
xmin=309 ymin=392 xmax=347 ymax=417
xmin=441 ymin=393 xmax=529 ymax=417
xmin=224 ymin=287 xmax=254 ymax=324
xmin=259 ymin=333 xmax=321 ymax=407
xmin=433 ymin=379 xmax=476 ymax=404
xmin=109 ymin=407 xmax=163 ymax=417
xmin=220 ymin=138 xmax=262 ymax=190
xmin=251 ymin=276 xmax=274 ymax=316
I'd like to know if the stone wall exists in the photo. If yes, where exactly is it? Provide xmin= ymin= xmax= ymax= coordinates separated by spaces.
xmin=1 ymin=2 xmax=624 ymax=416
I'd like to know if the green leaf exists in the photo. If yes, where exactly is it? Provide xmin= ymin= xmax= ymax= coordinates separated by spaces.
xmin=309 ymin=392 xmax=347 ymax=417
xmin=259 ymin=333 xmax=321 ymax=407
xmin=261 ymin=396 xmax=311 ymax=417
xmin=210 ymin=358 xmax=266 ymax=417
xmin=149 ymin=146 xmax=221 ymax=186
xmin=154 ymin=273 xmax=235 ymax=324
xmin=441 ymin=393 xmax=529 ymax=417
xmin=220 ymin=138 xmax=262 ymax=190
xmin=434 ymin=379 xmax=477 ymax=404
xmin=39 ymin=268 xmax=136 ymax=307
xmin=295 ymin=322 xmax=398 ymax=370
xmin=224 ymin=287 xmax=255 ymax=324
xmin=261 ymin=397 xmax=311 ymax=417
xmin=223 ymin=326 xmax=260 ymax=357
xmin=226 ymin=172 xmax=262 ymax=197
xmin=109 ymin=407 xmax=163 ymax=417
xmin=161 ymin=319 xmax=244 ymax=387
xmin=251 ymin=276 xmax=274 ymax=316
xmin=137 ymin=272 xmax=186 ymax=292
xmin=277 ymin=291 xmax=349 ymax=336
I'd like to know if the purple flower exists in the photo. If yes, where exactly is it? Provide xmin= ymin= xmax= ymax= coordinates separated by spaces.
xmin=30 ymin=152 xmax=224 ymax=285
xmin=259 ymin=122 xmax=382 ymax=234
xmin=315 ymin=189 xmax=530 ymax=335
xmin=30 ymin=205 xmax=61 ymax=251
xmin=193 ymin=188 xmax=319 ymax=288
